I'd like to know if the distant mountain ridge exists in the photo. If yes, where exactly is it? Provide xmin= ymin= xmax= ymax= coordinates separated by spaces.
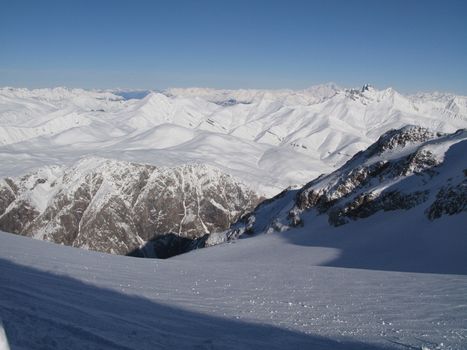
xmin=1 ymin=84 xmax=466 ymax=196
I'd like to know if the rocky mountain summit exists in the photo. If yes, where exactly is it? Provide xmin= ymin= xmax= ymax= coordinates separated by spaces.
xmin=210 ymin=126 xmax=467 ymax=245
xmin=0 ymin=158 xmax=260 ymax=255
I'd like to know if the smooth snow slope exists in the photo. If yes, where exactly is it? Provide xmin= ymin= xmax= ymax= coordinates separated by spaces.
xmin=1 ymin=85 xmax=466 ymax=196
xmin=1 ymin=220 xmax=466 ymax=350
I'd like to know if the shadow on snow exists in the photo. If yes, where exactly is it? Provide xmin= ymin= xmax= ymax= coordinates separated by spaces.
xmin=0 ymin=258 xmax=395 ymax=350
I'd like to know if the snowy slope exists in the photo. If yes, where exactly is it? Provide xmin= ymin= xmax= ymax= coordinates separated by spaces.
xmin=213 ymin=126 xmax=467 ymax=250
xmin=1 ymin=85 xmax=466 ymax=196
xmin=1 ymin=217 xmax=466 ymax=350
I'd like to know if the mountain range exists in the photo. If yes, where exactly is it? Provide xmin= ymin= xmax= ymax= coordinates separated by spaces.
xmin=0 ymin=85 xmax=466 ymax=350
xmin=0 ymin=84 xmax=465 ymax=258
xmin=1 ymin=84 xmax=466 ymax=196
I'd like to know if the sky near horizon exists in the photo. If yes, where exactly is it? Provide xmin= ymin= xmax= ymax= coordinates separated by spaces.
xmin=1 ymin=0 xmax=466 ymax=94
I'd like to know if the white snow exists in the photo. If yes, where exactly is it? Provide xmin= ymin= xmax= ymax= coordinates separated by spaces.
xmin=1 ymin=85 xmax=466 ymax=196
xmin=1 ymin=84 xmax=466 ymax=349
xmin=0 ymin=319 xmax=10 ymax=350
xmin=0 ymin=203 xmax=466 ymax=350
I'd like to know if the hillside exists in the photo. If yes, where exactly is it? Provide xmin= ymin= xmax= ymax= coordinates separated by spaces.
xmin=0 ymin=158 xmax=259 ymax=255
xmin=209 ymin=126 xmax=467 ymax=274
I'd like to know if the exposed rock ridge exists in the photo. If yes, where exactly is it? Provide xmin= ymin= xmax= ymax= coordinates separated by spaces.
xmin=210 ymin=126 xmax=466 ymax=245
xmin=0 ymin=158 xmax=260 ymax=255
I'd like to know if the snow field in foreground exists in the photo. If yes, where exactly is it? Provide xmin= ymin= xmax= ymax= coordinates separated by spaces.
xmin=1 ymin=214 xmax=466 ymax=350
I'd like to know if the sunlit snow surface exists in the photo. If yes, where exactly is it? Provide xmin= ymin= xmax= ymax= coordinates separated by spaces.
xmin=1 ymin=85 xmax=466 ymax=196
xmin=1 ymin=210 xmax=466 ymax=350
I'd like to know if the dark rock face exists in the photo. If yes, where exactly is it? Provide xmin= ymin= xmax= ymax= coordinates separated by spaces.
xmin=128 ymin=233 xmax=209 ymax=259
xmin=292 ymin=127 xmax=448 ymax=227
xmin=296 ymin=160 xmax=392 ymax=212
xmin=0 ymin=179 xmax=16 ymax=215
xmin=0 ymin=158 xmax=260 ymax=255
xmin=328 ymin=190 xmax=429 ymax=227
xmin=0 ymin=200 xmax=40 ymax=234
xmin=427 ymin=181 xmax=467 ymax=220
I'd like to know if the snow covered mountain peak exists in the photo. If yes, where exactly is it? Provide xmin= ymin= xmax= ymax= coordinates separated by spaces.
xmin=351 ymin=125 xmax=443 ymax=161
xmin=361 ymin=83 xmax=372 ymax=92
xmin=165 ymin=83 xmax=343 ymax=106
xmin=0 ymin=86 xmax=121 ymax=103
xmin=213 ymin=126 xmax=466 ymax=245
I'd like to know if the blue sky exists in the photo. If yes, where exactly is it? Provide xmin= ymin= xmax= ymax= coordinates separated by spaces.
xmin=1 ymin=0 xmax=466 ymax=93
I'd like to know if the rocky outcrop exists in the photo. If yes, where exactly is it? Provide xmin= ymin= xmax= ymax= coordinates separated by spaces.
xmin=328 ymin=190 xmax=429 ymax=226
xmin=0 ymin=158 xmax=260 ymax=255
xmin=290 ymin=126 xmax=454 ymax=227
xmin=128 ymin=233 xmax=209 ymax=259
xmin=362 ymin=126 xmax=442 ymax=158
xmin=427 ymin=180 xmax=467 ymax=220
xmin=213 ymin=126 xmax=467 ymax=244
